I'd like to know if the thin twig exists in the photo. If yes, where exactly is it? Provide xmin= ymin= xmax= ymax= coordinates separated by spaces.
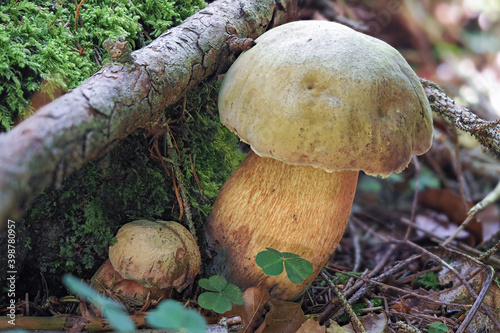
xmin=478 ymin=239 xmax=500 ymax=262
xmin=189 ymin=154 xmax=209 ymax=203
xmin=440 ymin=214 xmax=475 ymax=247
xmin=150 ymin=139 xmax=171 ymax=177
xmin=350 ymin=215 xmax=389 ymax=242
xmin=5 ymin=0 xmax=19 ymax=13
xmin=74 ymin=0 xmax=85 ymax=31
xmin=452 ymin=131 xmax=471 ymax=208
xmin=442 ymin=180 xmax=500 ymax=246
xmin=331 ymin=249 xmax=418 ymax=323
xmin=455 ymin=266 xmax=494 ymax=333
xmin=405 ymin=156 xmax=420 ymax=240
xmin=169 ymin=164 xmax=183 ymax=220
xmin=321 ymin=272 xmax=367 ymax=333
xmin=165 ymin=126 xmax=196 ymax=239
xmin=393 ymin=239 xmax=500 ymax=330
xmin=350 ymin=222 xmax=362 ymax=272
xmin=319 ymin=243 xmax=397 ymax=323
xmin=399 ymin=217 xmax=500 ymax=268
xmin=469 ymin=180 xmax=500 ymax=216
xmin=329 ymin=268 xmax=471 ymax=309
xmin=395 ymin=266 xmax=442 ymax=285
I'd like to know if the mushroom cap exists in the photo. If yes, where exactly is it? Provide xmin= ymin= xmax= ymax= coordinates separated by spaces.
xmin=219 ymin=20 xmax=433 ymax=177
xmin=109 ymin=220 xmax=201 ymax=291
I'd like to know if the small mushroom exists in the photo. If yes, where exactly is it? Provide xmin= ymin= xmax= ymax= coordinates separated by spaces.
xmin=91 ymin=259 xmax=169 ymax=302
xmin=108 ymin=220 xmax=201 ymax=291
xmin=205 ymin=21 xmax=433 ymax=299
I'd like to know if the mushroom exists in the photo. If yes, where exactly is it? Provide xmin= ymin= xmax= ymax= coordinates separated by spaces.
xmin=205 ymin=21 xmax=433 ymax=299
xmin=91 ymin=259 xmax=170 ymax=302
xmin=107 ymin=220 xmax=201 ymax=293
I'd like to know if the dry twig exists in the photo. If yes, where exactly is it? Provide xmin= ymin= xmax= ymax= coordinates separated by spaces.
xmin=421 ymin=78 xmax=500 ymax=154
xmin=405 ymin=156 xmax=420 ymax=240
xmin=455 ymin=266 xmax=494 ymax=333
xmin=442 ymin=180 xmax=500 ymax=246
xmin=165 ymin=125 xmax=196 ymax=239
xmin=328 ymin=268 xmax=471 ymax=309
xmin=321 ymin=272 xmax=367 ymax=333
xmin=393 ymin=239 xmax=500 ymax=330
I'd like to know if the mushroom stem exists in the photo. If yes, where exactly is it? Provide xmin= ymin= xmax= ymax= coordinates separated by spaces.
xmin=205 ymin=150 xmax=358 ymax=300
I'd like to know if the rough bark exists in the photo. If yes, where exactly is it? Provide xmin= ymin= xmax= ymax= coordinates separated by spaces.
xmin=0 ymin=0 xmax=312 ymax=228
xmin=421 ymin=78 xmax=500 ymax=154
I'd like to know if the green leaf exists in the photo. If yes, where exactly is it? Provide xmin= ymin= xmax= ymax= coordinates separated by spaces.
xmin=265 ymin=247 xmax=299 ymax=259
xmin=256 ymin=250 xmax=284 ymax=276
xmin=198 ymin=275 xmax=227 ymax=292
xmin=284 ymin=257 xmax=314 ymax=284
xmin=428 ymin=322 xmax=450 ymax=333
xmin=198 ymin=292 xmax=233 ymax=314
xmin=147 ymin=300 xmax=207 ymax=333
xmin=198 ymin=275 xmax=244 ymax=313
xmin=222 ymin=283 xmax=245 ymax=305
xmin=62 ymin=274 xmax=136 ymax=332
xmin=265 ymin=247 xmax=283 ymax=256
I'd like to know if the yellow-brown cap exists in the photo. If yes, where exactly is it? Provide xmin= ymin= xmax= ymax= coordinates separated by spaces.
xmin=219 ymin=20 xmax=433 ymax=177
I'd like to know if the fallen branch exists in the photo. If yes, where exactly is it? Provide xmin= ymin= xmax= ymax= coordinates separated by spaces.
xmin=0 ymin=314 xmax=145 ymax=331
xmin=0 ymin=0 xmax=311 ymax=229
xmin=0 ymin=314 xmax=238 ymax=332
xmin=421 ymin=78 xmax=500 ymax=154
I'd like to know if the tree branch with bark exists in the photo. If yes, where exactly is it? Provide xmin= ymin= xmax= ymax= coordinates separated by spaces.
xmin=421 ymin=78 xmax=500 ymax=154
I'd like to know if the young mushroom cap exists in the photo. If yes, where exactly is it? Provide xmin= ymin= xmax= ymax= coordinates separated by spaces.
xmin=109 ymin=220 xmax=201 ymax=291
xmin=207 ymin=20 xmax=433 ymax=300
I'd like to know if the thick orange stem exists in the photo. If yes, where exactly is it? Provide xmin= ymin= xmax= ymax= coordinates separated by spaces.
xmin=205 ymin=150 xmax=358 ymax=299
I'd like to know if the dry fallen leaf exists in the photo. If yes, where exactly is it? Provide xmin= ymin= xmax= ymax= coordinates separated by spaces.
xmin=296 ymin=317 xmax=325 ymax=333
xmin=476 ymin=204 xmax=500 ymax=244
xmin=419 ymin=188 xmax=482 ymax=244
xmin=434 ymin=246 xmax=500 ymax=333
xmin=326 ymin=313 xmax=389 ymax=333
xmin=326 ymin=321 xmax=350 ymax=333
xmin=342 ymin=313 xmax=389 ymax=333
xmin=225 ymin=286 xmax=271 ymax=333
xmin=255 ymin=299 xmax=305 ymax=333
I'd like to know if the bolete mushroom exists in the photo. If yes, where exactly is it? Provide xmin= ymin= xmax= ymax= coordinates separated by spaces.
xmin=108 ymin=220 xmax=201 ymax=292
xmin=91 ymin=259 xmax=170 ymax=302
xmin=205 ymin=21 xmax=433 ymax=299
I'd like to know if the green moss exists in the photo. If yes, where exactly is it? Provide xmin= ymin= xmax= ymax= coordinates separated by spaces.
xmin=0 ymin=0 xmax=205 ymax=131
xmin=414 ymin=271 xmax=440 ymax=291
xmin=179 ymin=81 xmax=245 ymax=217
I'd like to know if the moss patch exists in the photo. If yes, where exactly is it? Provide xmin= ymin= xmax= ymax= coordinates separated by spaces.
xmin=0 ymin=0 xmax=205 ymax=130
